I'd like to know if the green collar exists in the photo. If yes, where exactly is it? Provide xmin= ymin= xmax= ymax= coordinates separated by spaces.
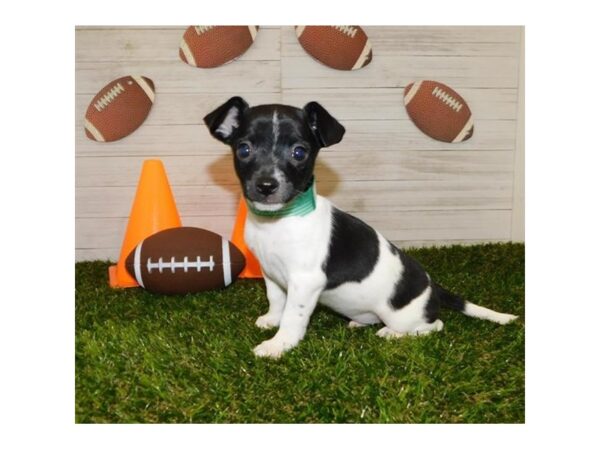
xmin=246 ymin=181 xmax=316 ymax=218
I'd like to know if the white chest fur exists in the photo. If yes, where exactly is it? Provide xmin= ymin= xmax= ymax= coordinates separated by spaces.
xmin=244 ymin=195 xmax=333 ymax=289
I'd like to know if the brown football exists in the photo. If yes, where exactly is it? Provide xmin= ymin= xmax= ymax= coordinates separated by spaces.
xmin=295 ymin=26 xmax=372 ymax=71
xmin=404 ymin=80 xmax=474 ymax=143
xmin=84 ymin=75 xmax=155 ymax=142
xmin=125 ymin=227 xmax=246 ymax=295
xmin=179 ymin=26 xmax=258 ymax=68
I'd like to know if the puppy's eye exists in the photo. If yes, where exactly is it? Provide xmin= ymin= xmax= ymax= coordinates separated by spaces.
xmin=236 ymin=143 xmax=251 ymax=159
xmin=292 ymin=146 xmax=307 ymax=162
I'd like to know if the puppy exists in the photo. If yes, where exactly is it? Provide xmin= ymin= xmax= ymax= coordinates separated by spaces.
xmin=204 ymin=97 xmax=517 ymax=359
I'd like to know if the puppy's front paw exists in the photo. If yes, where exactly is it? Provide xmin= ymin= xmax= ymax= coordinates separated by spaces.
xmin=255 ymin=314 xmax=280 ymax=330
xmin=253 ymin=338 xmax=293 ymax=359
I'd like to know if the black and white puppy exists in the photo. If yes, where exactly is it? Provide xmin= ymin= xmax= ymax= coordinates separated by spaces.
xmin=204 ymin=97 xmax=517 ymax=359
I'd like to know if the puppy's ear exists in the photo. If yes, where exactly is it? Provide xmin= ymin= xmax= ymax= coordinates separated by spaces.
xmin=303 ymin=102 xmax=345 ymax=148
xmin=203 ymin=96 xmax=249 ymax=144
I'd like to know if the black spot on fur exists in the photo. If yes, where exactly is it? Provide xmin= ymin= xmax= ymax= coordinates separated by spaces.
xmin=323 ymin=208 xmax=379 ymax=290
xmin=434 ymin=282 xmax=465 ymax=313
xmin=424 ymin=283 xmax=465 ymax=323
xmin=388 ymin=242 xmax=431 ymax=312
xmin=425 ymin=285 xmax=441 ymax=323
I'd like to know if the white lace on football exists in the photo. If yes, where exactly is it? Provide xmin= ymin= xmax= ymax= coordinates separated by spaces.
xmin=94 ymin=82 xmax=125 ymax=112
xmin=194 ymin=26 xmax=215 ymax=35
xmin=147 ymin=256 xmax=215 ymax=274
xmin=432 ymin=86 xmax=463 ymax=112
xmin=332 ymin=26 xmax=358 ymax=38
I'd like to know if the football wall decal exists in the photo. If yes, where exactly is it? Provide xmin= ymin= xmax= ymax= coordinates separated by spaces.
xmin=84 ymin=75 xmax=155 ymax=142
xmin=125 ymin=227 xmax=246 ymax=295
xmin=403 ymin=80 xmax=474 ymax=143
xmin=179 ymin=26 xmax=258 ymax=68
xmin=295 ymin=26 xmax=373 ymax=71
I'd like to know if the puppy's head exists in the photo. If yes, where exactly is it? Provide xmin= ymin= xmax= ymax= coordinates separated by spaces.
xmin=203 ymin=97 xmax=345 ymax=210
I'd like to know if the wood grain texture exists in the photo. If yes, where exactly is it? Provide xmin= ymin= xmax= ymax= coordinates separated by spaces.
xmin=75 ymin=237 xmax=512 ymax=263
xmin=282 ymin=88 xmax=518 ymax=120
xmin=76 ymin=92 xmax=282 ymax=128
xmin=76 ymin=209 xmax=511 ymax=255
xmin=77 ymin=88 xmax=516 ymax=125
xmin=76 ymin=179 xmax=512 ymax=218
xmin=281 ymin=55 xmax=518 ymax=89
xmin=511 ymin=28 xmax=525 ymax=242
xmin=76 ymin=60 xmax=280 ymax=94
xmin=76 ymin=28 xmax=281 ymax=62
xmin=76 ymin=151 xmax=514 ymax=187
xmin=283 ymin=26 xmax=521 ymax=57
xmin=75 ymin=26 xmax=524 ymax=261
xmin=75 ymin=120 xmax=517 ymax=157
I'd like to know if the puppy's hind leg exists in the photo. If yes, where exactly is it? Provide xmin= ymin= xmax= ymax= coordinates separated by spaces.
xmin=348 ymin=321 xmax=369 ymax=329
xmin=348 ymin=313 xmax=381 ymax=328
xmin=376 ymin=319 xmax=443 ymax=339
xmin=376 ymin=285 xmax=443 ymax=339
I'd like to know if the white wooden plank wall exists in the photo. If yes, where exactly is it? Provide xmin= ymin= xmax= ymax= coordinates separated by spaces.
xmin=75 ymin=26 xmax=524 ymax=261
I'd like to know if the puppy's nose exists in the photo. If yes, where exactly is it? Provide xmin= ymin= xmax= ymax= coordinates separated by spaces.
xmin=255 ymin=177 xmax=280 ymax=196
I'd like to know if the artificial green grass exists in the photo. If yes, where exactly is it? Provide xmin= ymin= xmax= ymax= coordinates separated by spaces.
xmin=75 ymin=243 xmax=524 ymax=423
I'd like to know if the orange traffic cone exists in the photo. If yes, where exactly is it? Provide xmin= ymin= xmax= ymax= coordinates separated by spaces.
xmin=231 ymin=198 xmax=263 ymax=278
xmin=108 ymin=159 xmax=182 ymax=288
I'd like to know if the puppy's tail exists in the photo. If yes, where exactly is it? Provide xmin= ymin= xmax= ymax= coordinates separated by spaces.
xmin=434 ymin=283 xmax=518 ymax=325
